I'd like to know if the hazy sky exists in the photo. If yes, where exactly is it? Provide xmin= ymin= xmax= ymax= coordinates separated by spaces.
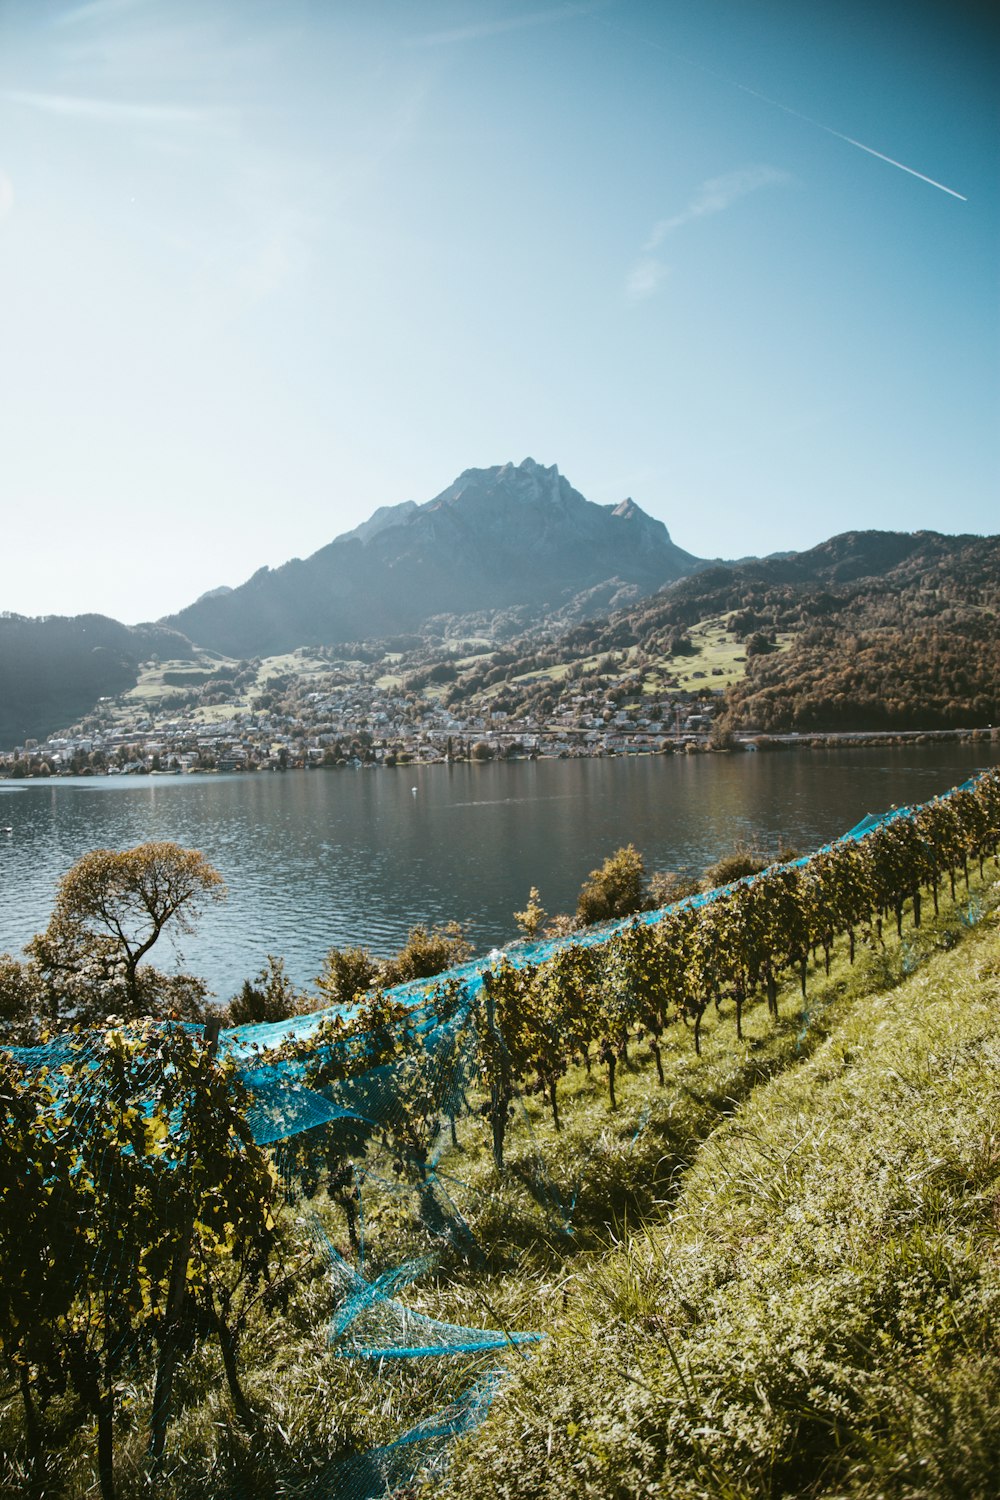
xmin=1 ymin=0 xmax=997 ymax=624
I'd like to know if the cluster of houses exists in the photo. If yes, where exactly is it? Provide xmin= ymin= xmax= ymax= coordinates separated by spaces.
xmin=1 ymin=681 xmax=722 ymax=778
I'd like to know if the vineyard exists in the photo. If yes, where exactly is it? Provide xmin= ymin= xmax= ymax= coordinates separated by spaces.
xmin=2 ymin=769 xmax=1000 ymax=1499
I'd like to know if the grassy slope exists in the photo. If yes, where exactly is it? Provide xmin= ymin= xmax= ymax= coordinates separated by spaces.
xmin=437 ymin=888 xmax=1000 ymax=1499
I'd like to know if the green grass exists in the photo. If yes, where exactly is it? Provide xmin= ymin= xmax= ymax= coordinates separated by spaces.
xmin=255 ymin=652 xmax=330 ymax=685
xmin=648 ymin=613 xmax=795 ymax=693
xmin=4 ymin=874 xmax=999 ymax=1498
xmin=117 ymin=656 xmax=228 ymax=710
xmin=189 ymin=704 xmax=247 ymax=725
xmin=472 ymin=613 xmax=797 ymax=705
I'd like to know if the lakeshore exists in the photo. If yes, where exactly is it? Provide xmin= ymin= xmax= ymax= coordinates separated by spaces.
xmin=2 ymin=719 xmax=997 ymax=781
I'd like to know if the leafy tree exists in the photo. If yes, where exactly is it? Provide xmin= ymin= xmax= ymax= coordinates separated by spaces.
xmin=686 ymin=903 xmax=728 ymax=1056
xmin=604 ymin=920 xmax=670 ymax=1083
xmin=26 ymin=843 xmax=225 ymax=1026
xmin=0 ymin=952 xmax=42 ymax=1045
xmin=541 ymin=944 xmax=601 ymax=1079
xmin=0 ymin=1057 xmax=84 ymax=1471
xmin=520 ymin=962 xmax=574 ymax=1130
xmin=1 ymin=1022 xmax=281 ymax=1498
xmin=145 ymin=1023 xmax=281 ymax=1466
xmin=478 ymin=960 xmax=536 ymax=1169
xmin=29 ymin=1028 xmax=179 ymax=1500
xmin=745 ymin=630 xmax=776 ymax=656
xmin=378 ymin=987 xmax=471 ymax=1196
xmin=278 ymin=996 xmax=398 ymax=1253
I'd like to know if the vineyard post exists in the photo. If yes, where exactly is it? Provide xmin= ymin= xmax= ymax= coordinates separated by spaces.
xmin=148 ymin=1015 xmax=222 ymax=1468
xmin=483 ymin=975 xmax=507 ymax=1169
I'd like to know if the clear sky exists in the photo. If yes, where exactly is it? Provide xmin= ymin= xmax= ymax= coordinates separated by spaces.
xmin=1 ymin=0 xmax=997 ymax=625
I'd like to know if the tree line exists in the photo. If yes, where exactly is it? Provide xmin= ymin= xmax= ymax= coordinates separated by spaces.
xmin=274 ymin=773 xmax=1000 ymax=1187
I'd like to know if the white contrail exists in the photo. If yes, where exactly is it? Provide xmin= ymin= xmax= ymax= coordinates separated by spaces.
xmin=733 ymin=81 xmax=968 ymax=201
xmin=826 ymin=132 xmax=966 ymax=200
xmin=594 ymin=17 xmax=967 ymax=202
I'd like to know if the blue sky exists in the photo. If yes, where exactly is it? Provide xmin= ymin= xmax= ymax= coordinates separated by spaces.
xmin=1 ymin=0 xmax=996 ymax=624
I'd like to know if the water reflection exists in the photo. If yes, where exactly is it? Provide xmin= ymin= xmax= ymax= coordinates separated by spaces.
xmin=0 ymin=744 xmax=996 ymax=1000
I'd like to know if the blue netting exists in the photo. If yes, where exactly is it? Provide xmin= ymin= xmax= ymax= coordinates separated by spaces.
xmin=217 ymin=780 xmax=977 ymax=1072
xmin=323 ymin=1371 xmax=502 ymax=1499
xmin=312 ymin=1221 xmax=541 ymax=1360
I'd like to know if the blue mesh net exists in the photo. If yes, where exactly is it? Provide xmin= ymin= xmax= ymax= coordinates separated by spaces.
xmin=313 ymin=1221 xmax=541 ymax=1359
xmin=323 ymin=1371 xmax=503 ymax=1499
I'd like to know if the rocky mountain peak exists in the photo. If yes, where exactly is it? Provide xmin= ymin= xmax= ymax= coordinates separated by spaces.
xmin=433 ymin=456 xmax=570 ymax=514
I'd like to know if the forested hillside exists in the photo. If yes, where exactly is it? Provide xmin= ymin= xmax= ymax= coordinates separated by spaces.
xmin=0 ymin=615 xmax=192 ymax=749
xmin=450 ymin=529 xmax=1000 ymax=734
xmin=721 ymin=532 xmax=1000 ymax=729
xmin=4 ymin=529 xmax=998 ymax=750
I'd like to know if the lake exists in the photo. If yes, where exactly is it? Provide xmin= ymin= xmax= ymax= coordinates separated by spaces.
xmin=1 ymin=744 xmax=997 ymax=1002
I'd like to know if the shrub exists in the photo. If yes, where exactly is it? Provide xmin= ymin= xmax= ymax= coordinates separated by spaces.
xmin=647 ymin=870 xmax=701 ymax=908
xmin=315 ymin=944 xmax=380 ymax=1006
xmin=224 ymin=955 xmax=303 ymax=1026
xmin=380 ymin=922 xmax=472 ymax=986
xmin=576 ymin=845 xmax=649 ymax=926
xmin=702 ymin=842 xmax=770 ymax=890
xmin=513 ymin=888 xmax=547 ymax=940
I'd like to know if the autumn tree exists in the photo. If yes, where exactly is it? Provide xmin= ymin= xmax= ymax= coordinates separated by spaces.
xmin=0 ymin=952 xmax=42 ymax=1045
xmin=27 ymin=842 xmax=225 ymax=1026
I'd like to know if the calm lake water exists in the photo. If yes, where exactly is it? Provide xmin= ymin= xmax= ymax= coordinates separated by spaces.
xmin=1 ymin=745 xmax=997 ymax=1001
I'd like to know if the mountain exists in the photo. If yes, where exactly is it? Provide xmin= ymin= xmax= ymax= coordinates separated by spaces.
xmin=161 ymin=459 xmax=703 ymax=658
xmin=0 ymin=615 xmax=192 ymax=750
